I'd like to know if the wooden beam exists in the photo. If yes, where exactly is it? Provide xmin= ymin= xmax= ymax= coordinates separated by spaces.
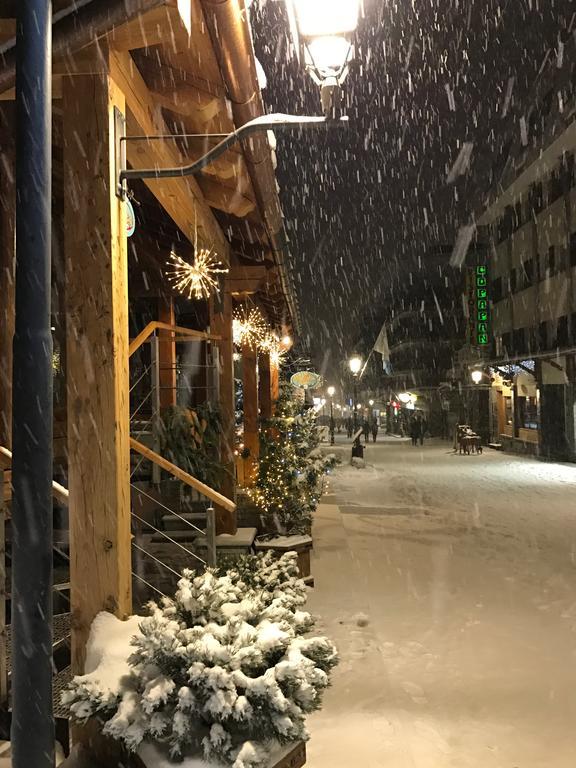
xmin=242 ymin=340 xmax=259 ymax=485
xmin=106 ymin=4 xmax=190 ymax=52
xmin=109 ymin=49 xmax=230 ymax=261
xmin=63 ymin=72 xmax=132 ymax=675
xmin=0 ymin=19 xmax=14 ymax=45
xmin=0 ymin=107 xmax=14 ymax=449
xmin=197 ymin=175 xmax=256 ymax=218
xmin=209 ymin=285 xmax=237 ymax=534
xmin=258 ymin=351 xmax=272 ymax=420
xmin=158 ymin=297 xmax=177 ymax=410
xmin=227 ymin=264 xmax=267 ymax=295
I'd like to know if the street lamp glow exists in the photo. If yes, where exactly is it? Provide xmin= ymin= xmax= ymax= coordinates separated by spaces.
xmin=285 ymin=0 xmax=359 ymax=116
xmin=471 ymin=369 xmax=483 ymax=385
xmin=327 ymin=386 xmax=336 ymax=397
xmin=349 ymin=356 xmax=362 ymax=375
xmin=289 ymin=0 xmax=360 ymax=38
xmin=398 ymin=392 xmax=412 ymax=404
xmin=368 ymin=399 xmax=374 ymax=406
xmin=281 ymin=334 xmax=293 ymax=349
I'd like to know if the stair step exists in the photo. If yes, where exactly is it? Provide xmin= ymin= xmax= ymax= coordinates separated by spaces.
xmin=161 ymin=512 xmax=206 ymax=531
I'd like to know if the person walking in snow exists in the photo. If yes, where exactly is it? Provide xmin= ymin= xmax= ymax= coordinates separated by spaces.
xmin=371 ymin=419 xmax=379 ymax=443
xmin=362 ymin=418 xmax=370 ymax=443
xmin=410 ymin=417 xmax=421 ymax=447
xmin=346 ymin=416 xmax=353 ymax=439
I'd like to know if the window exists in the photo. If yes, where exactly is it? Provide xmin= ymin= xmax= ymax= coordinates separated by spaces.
xmin=522 ymin=258 xmax=534 ymax=287
xmin=555 ymin=315 xmax=569 ymax=348
xmin=502 ymin=332 xmax=512 ymax=356
xmin=529 ymin=182 xmax=544 ymax=214
xmin=570 ymin=232 xmax=576 ymax=267
xmin=518 ymin=396 xmax=538 ymax=430
xmin=492 ymin=276 xmax=503 ymax=302
xmin=504 ymin=396 xmax=513 ymax=426
xmin=512 ymin=328 xmax=526 ymax=354
xmin=510 ymin=268 xmax=517 ymax=293
xmin=539 ymin=321 xmax=548 ymax=350
xmin=547 ymin=245 xmax=556 ymax=276
xmin=548 ymin=167 xmax=563 ymax=203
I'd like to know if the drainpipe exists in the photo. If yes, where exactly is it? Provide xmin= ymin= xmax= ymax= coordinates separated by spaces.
xmin=200 ymin=0 xmax=301 ymax=332
xmin=11 ymin=2 xmax=54 ymax=767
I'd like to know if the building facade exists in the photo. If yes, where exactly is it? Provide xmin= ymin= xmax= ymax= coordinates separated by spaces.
xmin=478 ymin=98 xmax=576 ymax=460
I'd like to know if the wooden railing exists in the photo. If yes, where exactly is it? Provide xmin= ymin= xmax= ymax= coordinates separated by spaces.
xmin=129 ymin=437 xmax=235 ymax=514
xmin=129 ymin=321 xmax=220 ymax=357
xmin=0 ymin=445 xmax=69 ymax=506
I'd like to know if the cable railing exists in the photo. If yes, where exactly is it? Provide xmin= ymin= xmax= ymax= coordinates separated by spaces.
xmin=128 ymin=322 xmax=233 ymax=597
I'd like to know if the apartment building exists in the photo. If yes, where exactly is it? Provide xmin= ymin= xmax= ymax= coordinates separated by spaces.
xmin=478 ymin=106 xmax=576 ymax=459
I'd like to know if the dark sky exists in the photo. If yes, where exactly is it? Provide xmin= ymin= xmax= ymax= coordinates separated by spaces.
xmin=251 ymin=0 xmax=575 ymax=379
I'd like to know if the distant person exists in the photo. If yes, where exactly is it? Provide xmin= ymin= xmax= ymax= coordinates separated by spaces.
xmin=410 ymin=417 xmax=421 ymax=447
xmin=362 ymin=419 xmax=370 ymax=444
xmin=371 ymin=419 xmax=379 ymax=443
xmin=346 ymin=417 xmax=353 ymax=439
xmin=420 ymin=417 xmax=427 ymax=446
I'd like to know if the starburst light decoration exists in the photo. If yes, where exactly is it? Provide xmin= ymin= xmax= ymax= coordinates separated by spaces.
xmin=260 ymin=332 xmax=287 ymax=367
xmin=167 ymin=248 xmax=228 ymax=300
xmin=233 ymin=306 xmax=268 ymax=349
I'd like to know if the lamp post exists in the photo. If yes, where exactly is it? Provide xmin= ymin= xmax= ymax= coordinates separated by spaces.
xmin=327 ymin=385 xmax=335 ymax=444
xmin=285 ymin=0 xmax=360 ymax=117
xmin=349 ymin=355 xmax=362 ymax=433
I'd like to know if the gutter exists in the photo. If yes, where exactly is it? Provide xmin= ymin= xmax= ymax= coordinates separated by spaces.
xmin=199 ymin=0 xmax=301 ymax=334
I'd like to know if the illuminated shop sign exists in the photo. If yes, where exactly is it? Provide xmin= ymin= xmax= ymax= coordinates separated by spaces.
xmin=469 ymin=266 xmax=489 ymax=347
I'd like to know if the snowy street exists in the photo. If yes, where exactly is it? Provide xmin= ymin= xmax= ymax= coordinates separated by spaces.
xmin=307 ymin=438 xmax=576 ymax=767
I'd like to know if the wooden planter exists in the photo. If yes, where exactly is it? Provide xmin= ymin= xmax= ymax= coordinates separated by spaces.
xmin=272 ymin=742 xmax=306 ymax=768
xmin=63 ymin=742 xmax=306 ymax=768
xmin=254 ymin=536 xmax=314 ymax=586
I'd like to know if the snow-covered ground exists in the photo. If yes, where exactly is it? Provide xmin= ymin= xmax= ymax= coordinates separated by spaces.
xmin=307 ymin=439 xmax=576 ymax=767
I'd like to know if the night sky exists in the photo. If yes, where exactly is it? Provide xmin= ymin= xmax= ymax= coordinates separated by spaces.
xmin=251 ymin=0 xmax=575 ymax=381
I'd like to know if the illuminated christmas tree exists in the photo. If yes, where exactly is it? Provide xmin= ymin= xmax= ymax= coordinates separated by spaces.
xmin=248 ymin=386 xmax=338 ymax=535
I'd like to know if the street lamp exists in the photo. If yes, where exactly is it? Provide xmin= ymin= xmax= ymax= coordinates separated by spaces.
xmin=327 ymin=385 xmax=336 ymax=444
xmin=471 ymin=369 xmax=483 ymax=385
xmin=285 ymin=0 xmax=360 ymax=117
xmin=349 ymin=355 xmax=362 ymax=431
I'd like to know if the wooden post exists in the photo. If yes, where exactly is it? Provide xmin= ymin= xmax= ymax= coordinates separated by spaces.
xmin=209 ymin=287 xmax=237 ymax=533
xmin=259 ymin=351 xmax=272 ymax=420
xmin=270 ymin=359 xmax=280 ymax=413
xmin=242 ymin=340 xmax=259 ymax=485
xmin=0 ymin=112 xmax=14 ymax=450
xmin=63 ymin=69 xmax=131 ymax=675
xmin=158 ymin=295 xmax=177 ymax=410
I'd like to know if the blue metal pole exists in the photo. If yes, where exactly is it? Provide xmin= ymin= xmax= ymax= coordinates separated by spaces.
xmin=11 ymin=1 xmax=54 ymax=765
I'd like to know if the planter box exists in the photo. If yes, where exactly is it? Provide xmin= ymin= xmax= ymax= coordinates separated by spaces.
xmin=135 ymin=741 xmax=306 ymax=768
xmin=272 ymin=742 xmax=306 ymax=768
xmin=254 ymin=536 xmax=314 ymax=586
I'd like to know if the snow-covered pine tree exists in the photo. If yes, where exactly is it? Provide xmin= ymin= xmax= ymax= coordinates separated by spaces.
xmin=63 ymin=552 xmax=338 ymax=768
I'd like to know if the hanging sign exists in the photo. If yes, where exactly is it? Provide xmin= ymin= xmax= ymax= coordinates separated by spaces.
xmin=126 ymin=198 xmax=136 ymax=238
xmin=290 ymin=371 xmax=322 ymax=390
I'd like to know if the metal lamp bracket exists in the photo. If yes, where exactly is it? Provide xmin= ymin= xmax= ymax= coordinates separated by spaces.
xmin=113 ymin=114 xmax=348 ymax=195
xmin=114 ymin=106 xmax=127 ymax=200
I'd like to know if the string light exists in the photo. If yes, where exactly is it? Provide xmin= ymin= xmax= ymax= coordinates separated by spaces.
xmin=166 ymin=249 xmax=228 ymax=300
xmin=233 ymin=306 xmax=268 ymax=348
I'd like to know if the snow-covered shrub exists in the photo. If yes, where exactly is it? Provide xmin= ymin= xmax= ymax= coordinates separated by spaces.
xmin=63 ymin=553 xmax=338 ymax=768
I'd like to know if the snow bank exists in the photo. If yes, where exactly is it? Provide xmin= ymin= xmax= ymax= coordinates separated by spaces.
xmin=82 ymin=612 xmax=142 ymax=691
